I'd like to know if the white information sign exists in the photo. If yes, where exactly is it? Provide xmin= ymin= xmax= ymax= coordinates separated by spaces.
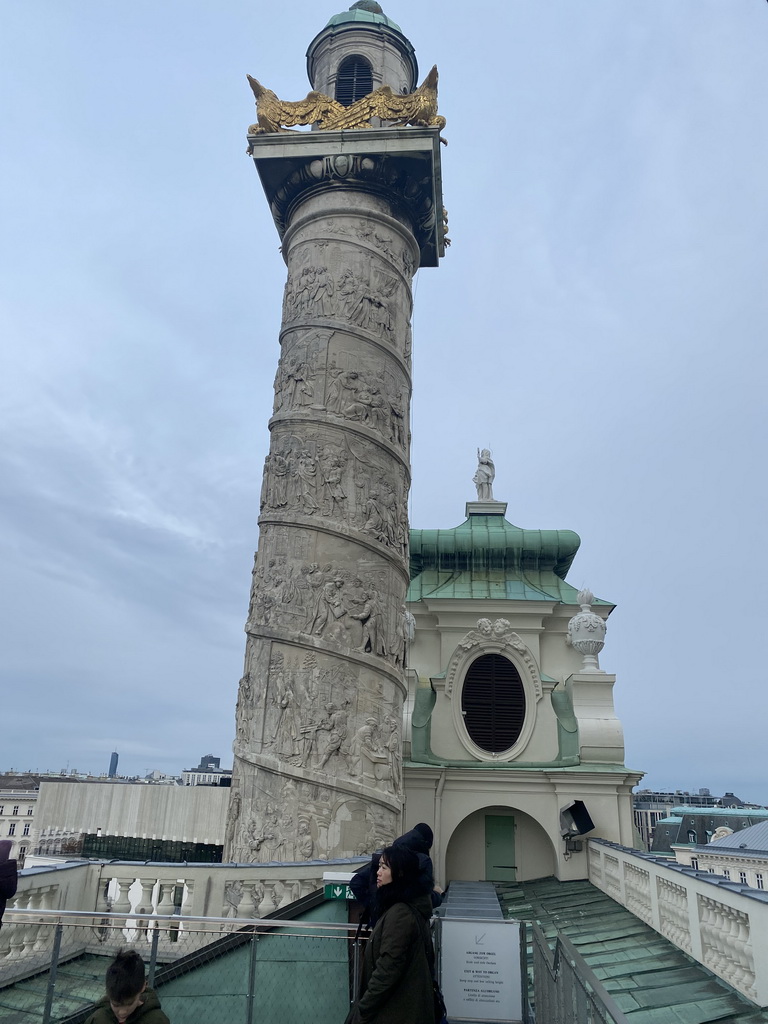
xmin=439 ymin=917 xmax=523 ymax=1023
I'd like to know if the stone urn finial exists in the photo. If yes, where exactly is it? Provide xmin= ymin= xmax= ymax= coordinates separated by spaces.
xmin=567 ymin=588 xmax=606 ymax=672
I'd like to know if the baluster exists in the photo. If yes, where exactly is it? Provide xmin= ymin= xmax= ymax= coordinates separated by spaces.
xmin=113 ymin=877 xmax=134 ymax=916
xmin=258 ymin=883 xmax=276 ymax=917
xmin=7 ymin=892 xmax=31 ymax=961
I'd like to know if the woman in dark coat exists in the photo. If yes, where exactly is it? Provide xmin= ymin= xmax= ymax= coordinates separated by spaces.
xmin=357 ymin=844 xmax=435 ymax=1024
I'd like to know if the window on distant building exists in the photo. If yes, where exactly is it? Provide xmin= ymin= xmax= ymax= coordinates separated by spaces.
xmin=690 ymin=858 xmax=699 ymax=870
xmin=739 ymin=871 xmax=747 ymax=884
xmin=461 ymin=654 xmax=526 ymax=753
xmin=687 ymin=829 xmax=697 ymax=843
xmin=8 ymin=823 xmax=15 ymax=836
xmin=335 ymin=55 xmax=374 ymax=107
xmin=757 ymin=873 xmax=764 ymax=890
xmin=0 ymin=807 xmax=4 ymax=816
xmin=22 ymin=822 xmax=30 ymax=836
xmin=12 ymin=806 xmax=19 ymax=816
xmin=722 ymin=869 xmax=730 ymax=879
xmin=27 ymin=807 xmax=33 ymax=816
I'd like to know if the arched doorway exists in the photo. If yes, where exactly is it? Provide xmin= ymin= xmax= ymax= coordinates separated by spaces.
xmin=445 ymin=805 xmax=556 ymax=883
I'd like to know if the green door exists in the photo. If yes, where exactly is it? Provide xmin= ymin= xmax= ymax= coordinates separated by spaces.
xmin=485 ymin=814 xmax=516 ymax=881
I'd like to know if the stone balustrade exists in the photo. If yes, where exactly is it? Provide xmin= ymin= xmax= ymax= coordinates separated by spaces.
xmin=588 ymin=839 xmax=768 ymax=1006
xmin=0 ymin=857 xmax=364 ymax=984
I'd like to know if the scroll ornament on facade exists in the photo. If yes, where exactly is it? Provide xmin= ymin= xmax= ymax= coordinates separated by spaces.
xmin=566 ymin=588 xmax=606 ymax=672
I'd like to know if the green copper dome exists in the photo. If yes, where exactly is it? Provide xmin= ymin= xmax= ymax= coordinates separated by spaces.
xmin=408 ymin=512 xmax=611 ymax=606
xmin=325 ymin=2 xmax=403 ymax=34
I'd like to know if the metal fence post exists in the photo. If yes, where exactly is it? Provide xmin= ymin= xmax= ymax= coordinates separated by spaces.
xmin=352 ymin=939 xmax=361 ymax=1002
xmin=148 ymin=922 xmax=160 ymax=986
xmin=246 ymin=929 xmax=259 ymax=1024
xmin=41 ymin=923 xmax=63 ymax=1024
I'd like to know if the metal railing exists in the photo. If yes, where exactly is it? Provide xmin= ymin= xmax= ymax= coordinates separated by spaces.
xmin=0 ymin=908 xmax=365 ymax=1024
xmin=528 ymin=921 xmax=630 ymax=1024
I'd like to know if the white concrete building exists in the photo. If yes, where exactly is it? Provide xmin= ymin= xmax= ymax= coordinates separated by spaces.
xmin=0 ymin=791 xmax=36 ymax=867
xmin=673 ymin=820 xmax=768 ymax=890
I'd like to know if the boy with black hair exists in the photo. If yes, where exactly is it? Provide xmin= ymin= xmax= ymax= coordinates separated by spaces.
xmin=85 ymin=949 xmax=169 ymax=1024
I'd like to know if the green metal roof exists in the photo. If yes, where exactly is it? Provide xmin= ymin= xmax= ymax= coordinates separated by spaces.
xmin=408 ymin=512 xmax=611 ymax=606
xmin=325 ymin=5 xmax=403 ymax=32
xmin=498 ymin=877 xmax=768 ymax=1023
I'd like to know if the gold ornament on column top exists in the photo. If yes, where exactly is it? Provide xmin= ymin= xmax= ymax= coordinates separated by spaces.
xmin=247 ymin=66 xmax=446 ymax=135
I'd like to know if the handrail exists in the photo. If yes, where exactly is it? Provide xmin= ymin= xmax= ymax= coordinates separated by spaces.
xmin=530 ymin=921 xmax=630 ymax=1024
xmin=3 ymin=907 xmax=361 ymax=933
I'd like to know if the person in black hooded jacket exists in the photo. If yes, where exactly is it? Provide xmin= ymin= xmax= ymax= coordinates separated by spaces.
xmin=357 ymin=844 xmax=436 ymax=1024
xmin=350 ymin=822 xmax=442 ymax=927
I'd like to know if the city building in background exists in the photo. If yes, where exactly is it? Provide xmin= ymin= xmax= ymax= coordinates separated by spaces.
xmin=182 ymin=754 xmax=231 ymax=787
xmin=672 ymin=821 xmax=768 ymax=889
xmin=632 ymin=788 xmax=755 ymax=850
xmin=0 ymin=790 xmax=37 ymax=868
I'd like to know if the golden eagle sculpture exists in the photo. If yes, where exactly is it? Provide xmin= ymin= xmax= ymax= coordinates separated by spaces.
xmin=247 ymin=66 xmax=446 ymax=135
xmin=247 ymin=76 xmax=344 ymax=134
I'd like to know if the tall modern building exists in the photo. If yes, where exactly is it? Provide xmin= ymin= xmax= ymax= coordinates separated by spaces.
xmin=225 ymin=2 xmax=446 ymax=862
xmin=107 ymin=752 xmax=118 ymax=779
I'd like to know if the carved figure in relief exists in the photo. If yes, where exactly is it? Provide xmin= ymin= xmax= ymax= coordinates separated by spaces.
xmin=275 ymin=686 xmax=301 ymax=758
xmin=310 ymin=577 xmax=350 ymax=643
xmin=473 ymin=448 xmax=495 ymax=501
xmin=269 ymin=449 xmax=291 ymax=508
xmin=353 ymin=589 xmax=387 ymax=657
xmin=385 ymin=717 xmax=402 ymax=797
xmin=312 ymin=265 xmax=335 ymax=315
xmin=387 ymin=385 xmax=407 ymax=448
xmin=319 ymin=448 xmax=348 ymax=517
xmin=315 ymin=703 xmax=349 ymax=770
xmin=224 ymin=791 xmax=242 ymax=853
xmin=338 ymin=269 xmax=359 ymax=319
xmin=389 ymin=605 xmax=409 ymax=668
xmin=223 ymin=880 xmax=244 ymax=918
xmin=283 ymin=358 xmax=315 ymax=409
xmin=361 ymin=489 xmax=388 ymax=544
xmin=349 ymin=718 xmax=390 ymax=783
xmin=294 ymin=449 xmax=320 ymax=514
xmin=297 ymin=819 xmax=314 ymax=860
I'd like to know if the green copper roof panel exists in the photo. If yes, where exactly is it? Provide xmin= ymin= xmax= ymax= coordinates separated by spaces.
xmin=410 ymin=515 xmax=581 ymax=580
xmin=406 ymin=568 xmax=604 ymax=604
xmin=496 ymin=877 xmax=768 ymax=1023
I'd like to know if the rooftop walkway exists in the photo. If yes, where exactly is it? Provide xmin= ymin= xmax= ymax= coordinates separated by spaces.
xmin=497 ymin=877 xmax=768 ymax=1024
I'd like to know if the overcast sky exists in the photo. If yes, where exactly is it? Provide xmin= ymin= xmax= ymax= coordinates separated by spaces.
xmin=2 ymin=1 xmax=766 ymax=803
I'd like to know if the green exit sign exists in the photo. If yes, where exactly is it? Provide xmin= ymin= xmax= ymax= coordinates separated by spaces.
xmin=324 ymin=884 xmax=354 ymax=900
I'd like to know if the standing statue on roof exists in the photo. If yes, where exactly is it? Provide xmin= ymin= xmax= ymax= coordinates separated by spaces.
xmin=473 ymin=448 xmax=495 ymax=501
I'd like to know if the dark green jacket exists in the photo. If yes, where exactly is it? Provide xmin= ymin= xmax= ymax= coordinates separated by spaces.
xmin=358 ymin=893 xmax=435 ymax=1024
xmin=84 ymin=988 xmax=169 ymax=1024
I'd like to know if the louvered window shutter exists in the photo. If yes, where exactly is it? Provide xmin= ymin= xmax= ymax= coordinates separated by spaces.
xmin=461 ymin=654 xmax=526 ymax=753
xmin=335 ymin=55 xmax=374 ymax=107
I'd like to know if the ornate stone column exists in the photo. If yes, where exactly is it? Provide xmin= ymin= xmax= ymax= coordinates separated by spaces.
xmin=225 ymin=25 xmax=445 ymax=860
xmin=228 ymin=135 xmax=443 ymax=861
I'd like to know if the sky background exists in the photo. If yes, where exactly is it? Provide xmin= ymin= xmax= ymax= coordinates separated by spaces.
xmin=1 ymin=1 xmax=766 ymax=801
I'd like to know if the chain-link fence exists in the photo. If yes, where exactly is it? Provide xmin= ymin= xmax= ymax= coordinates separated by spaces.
xmin=0 ymin=909 xmax=363 ymax=1024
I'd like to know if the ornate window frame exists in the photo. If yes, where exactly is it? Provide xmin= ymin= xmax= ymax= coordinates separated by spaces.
xmin=444 ymin=618 xmax=542 ymax=762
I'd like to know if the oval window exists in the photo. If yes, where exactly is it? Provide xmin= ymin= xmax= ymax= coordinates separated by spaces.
xmin=461 ymin=654 xmax=526 ymax=753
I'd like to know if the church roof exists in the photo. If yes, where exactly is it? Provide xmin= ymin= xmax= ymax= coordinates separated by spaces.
xmin=408 ymin=511 xmax=610 ymax=606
